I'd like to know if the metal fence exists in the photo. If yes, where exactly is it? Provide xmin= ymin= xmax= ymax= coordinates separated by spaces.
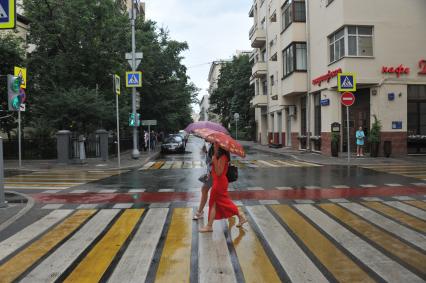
xmin=3 ymin=138 xmax=57 ymax=160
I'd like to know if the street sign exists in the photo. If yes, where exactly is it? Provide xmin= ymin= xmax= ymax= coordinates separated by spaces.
xmin=114 ymin=74 xmax=120 ymax=95
xmin=341 ymin=92 xmax=355 ymax=107
xmin=14 ymin=66 xmax=26 ymax=89
xmin=126 ymin=52 xmax=143 ymax=69
xmin=234 ymin=113 xmax=239 ymax=121
xmin=19 ymin=103 xmax=25 ymax=112
xmin=0 ymin=0 xmax=16 ymax=29
xmin=338 ymin=73 xmax=356 ymax=92
xmin=126 ymin=71 xmax=142 ymax=87
xmin=141 ymin=120 xmax=157 ymax=126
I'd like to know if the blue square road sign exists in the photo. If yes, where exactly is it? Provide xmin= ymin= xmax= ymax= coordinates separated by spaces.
xmin=126 ymin=71 xmax=142 ymax=88
xmin=338 ymin=73 xmax=356 ymax=92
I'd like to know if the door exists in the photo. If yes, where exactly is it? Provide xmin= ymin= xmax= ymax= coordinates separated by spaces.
xmin=278 ymin=112 xmax=283 ymax=144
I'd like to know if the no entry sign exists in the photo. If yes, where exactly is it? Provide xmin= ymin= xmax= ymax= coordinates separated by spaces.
xmin=341 ymin=92 xmax=355 ymax=107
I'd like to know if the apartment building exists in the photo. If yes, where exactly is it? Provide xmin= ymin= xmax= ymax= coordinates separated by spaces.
xmin=249 ymin=0 xmax=426 ymax=156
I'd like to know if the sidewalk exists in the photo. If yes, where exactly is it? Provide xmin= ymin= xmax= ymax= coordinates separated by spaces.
xmin=240 ymin=140 xmax=426 ymax=166
xmin=4 ymin=149 xmax=160 ymax=172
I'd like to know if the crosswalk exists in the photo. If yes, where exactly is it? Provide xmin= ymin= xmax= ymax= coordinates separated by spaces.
xmin=362 ymin=165 xmax=426 ymax=181
xmin=1 ymin=201 xmax=425 ymax=282
xmin=140 ymin=159 xmax=321 ymax=170
xmin=4 ymin=170 xmax=125 ymax=191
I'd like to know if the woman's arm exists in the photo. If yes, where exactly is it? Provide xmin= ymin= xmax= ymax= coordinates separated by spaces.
xmin=212 ymin=155 xmax=226 ymax=176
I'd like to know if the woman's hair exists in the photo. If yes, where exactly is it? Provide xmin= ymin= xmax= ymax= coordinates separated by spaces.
xmin=217 ymin=146 xmax=230 ymax=160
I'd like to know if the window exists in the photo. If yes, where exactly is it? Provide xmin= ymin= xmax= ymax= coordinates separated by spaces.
xmin=301 ymin=96 xmax=307 ymax=135
xmin=270 ymin=75 xmax=274 ymax=86
xmin=262 ymin=80 xmax=267 ymax=95
xmin=261 ymin=49 xmax=267 ymax=62
xmin=329 ymin=26 xmax=374 ymax=63
xmin=314 ymin=93 xmax=321 ymax=136
xmin=281 ymin=0 xmax=305 ymax=31
xmin=282 ymin=42 xmax=307 ymax=77
xmin=327 ymin=0 xmax=334 ymax=5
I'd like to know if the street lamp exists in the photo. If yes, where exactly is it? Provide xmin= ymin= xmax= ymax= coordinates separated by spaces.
xmin=234 ymin=113 xmax=239 ymax=140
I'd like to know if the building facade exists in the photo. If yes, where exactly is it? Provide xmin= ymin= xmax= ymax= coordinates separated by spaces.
xmin=249 ymin=0 xmax=426 ymax=156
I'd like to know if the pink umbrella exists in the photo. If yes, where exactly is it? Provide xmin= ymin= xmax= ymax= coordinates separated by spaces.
xmin=184 ymin=121 xmax=230 ymax=135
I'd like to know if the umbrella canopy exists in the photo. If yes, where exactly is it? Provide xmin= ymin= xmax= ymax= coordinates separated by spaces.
xmin=184 ymin=121 xmax=229 ymax=135
xmin=193 ymin=128 xmax=245 ymax=158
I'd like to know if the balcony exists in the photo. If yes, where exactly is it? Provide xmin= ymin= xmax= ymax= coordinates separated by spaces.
xmin=249 ymin=26 xmax=266 ymax=48
xmin=249 ymin=5 xmax=254 ymax=17
xmin=252 ymin=61 xmax=267 ymax=78
xmin=251 ymin=95 xmax=267 ymax=108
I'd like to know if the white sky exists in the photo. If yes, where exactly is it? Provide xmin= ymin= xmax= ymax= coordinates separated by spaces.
xmin=145 ymin=0 xmax=252 ymax=113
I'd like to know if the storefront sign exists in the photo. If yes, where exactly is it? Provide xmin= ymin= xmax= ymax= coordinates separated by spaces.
xmin=320 ymin=99 xmax=330 ymax=106
xmin=312 ymin=68 xmax=342 ymax=86
xmin=419 ymin=59 xmax=426 ymax=75
xmin=382 ymin=64 xmax=410 ymax=78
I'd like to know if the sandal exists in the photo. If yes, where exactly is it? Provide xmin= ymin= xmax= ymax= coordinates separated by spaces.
xmin=199 ymin=225 xmax=213 ymax=233
xmin=237 ymin=215 xmax=247 ymax=228
xmin=193 ymin=211 xmax=204 ymax=220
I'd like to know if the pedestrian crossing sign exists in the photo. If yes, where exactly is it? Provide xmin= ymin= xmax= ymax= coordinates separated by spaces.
xmin=126 ymin=71 xmax=142 ymax=88
xmin=0 ymin=0 xmax=16 ymax=29
xmin=338 ymin=73 xmax=356 ymax=92
xmin=14 ymin=66 xmax=27 ymax=89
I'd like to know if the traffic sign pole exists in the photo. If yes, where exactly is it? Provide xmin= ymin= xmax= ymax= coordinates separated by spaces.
xmin=113 ymin=75 xmax=121 ymax=168
xmin=346 ymin=106 xmax=350 ymax=163
xmin=130 ymin=6 xmax=139 ymax=159
xmin=18 ymin=107 xmax=21 ymax=168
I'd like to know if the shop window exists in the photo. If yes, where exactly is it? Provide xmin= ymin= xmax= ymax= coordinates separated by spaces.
xmin=281 ymin=0 xmax=306 ymax=31
xmin=408 ymin=85 xmax=426 ymax=154
xmin=329 ymin=26 xmax=374 ymax=63
xmin=282 ymin=42 xmax=307 ymax=78
xmin=314 ymin=93 xmax=321 ymax=136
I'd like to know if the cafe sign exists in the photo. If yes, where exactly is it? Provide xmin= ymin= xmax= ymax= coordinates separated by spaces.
xmin=382 ymin=64 xmax=410 ymax=77
xmin=312 ymin=68 xmax=342 ymax=86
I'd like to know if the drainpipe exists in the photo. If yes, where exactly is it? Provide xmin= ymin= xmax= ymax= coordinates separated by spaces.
xmin=265 ymin=6 xmax=271 ymax=146
xmin=305 ymin=0 xmax=312 ymax=151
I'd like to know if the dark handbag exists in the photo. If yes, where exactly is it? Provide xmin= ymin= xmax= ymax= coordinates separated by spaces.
xmin=226 ymin=164 xmax=238 ymax=183
xmin=198 ymin=173 xmax=208 ymax=183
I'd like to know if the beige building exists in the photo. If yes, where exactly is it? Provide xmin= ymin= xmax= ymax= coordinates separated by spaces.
xmin=249 ymin=0 xmax=426 ymax=156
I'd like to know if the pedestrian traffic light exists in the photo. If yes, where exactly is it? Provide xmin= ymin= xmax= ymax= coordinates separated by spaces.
xmin=7 ymin=75 xmax=21 ymax=111
xmin=128 ymin=113 xmax=141 ymax=127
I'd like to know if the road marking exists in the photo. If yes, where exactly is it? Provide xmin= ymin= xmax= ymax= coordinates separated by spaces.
xmin=246 ymin=205 xmax=328 ymax=283
xmin=109 ymin=208 xmax=168 ymax=283
xmin=272 ymin=160 xmax=301 ymax=167
xmin=304 ymin=185 xmax=321 ymax=190
xmin=150 ymin=161 xmax=165 ymax=170
xmin=129 ymin=189 xmax=145 ymax=193
xmin=393 ymin=196 xmax=415 ymax=201
xmin=246 ymin=187 xmax=264 ymax=191
xmin=0 ymin=210 xmax=95 ymax=283
xmin=320 ymin=203 xmax=426 ymax=274
xmin=155 ymin=208 xmax=192 ymax=283
xmin=193 ymin=161 xmax=202 ymax=168
xmin=228 ymin=216 xmax=281 ymax=282
xmin=257 ymin=160 xmax=280 ymax=167
xmin=0 ymin=209 xmax=73 ymax=261
xmin=332 ymin=185 xmax=350 ymax=189
xmin=362 ymin=197 xmax=383 ymax=202
xmin=275 ymin=186 xmax=293 ymax=190
xmin=198 ymin=217 xmax=237 ymax=283
xmin=360 ymin=184 xmax=377 ymax=188
xmin=384 ymin=201 xmax=426 ymax=221
xmin=140 ymin=161 xmax=155 ymax=170
xmin=5 ymin=181 xmax=86 ymax=185
xmin=171 ymin=161 xmax=183 ymax=169
xmin=99 ymin=189 xmax=117 ymax=193
xmin=294 ymin=200 xmax=315 ymax=204
xmin=182 ymin=161 xmax=193 ymax=169
xmin=412 ymin=183 xmax=426 ymax=187
xmin=150 ymin=202 xmax=171 ymax=208
xmin=259 ymin=200 xmax=280 ymax=205
xmin=404 ymin=200 xmax=426 ymax=210
xmin=77 ymin=204 xmax=99 ymax=209
xmin=70 ymin=189 xmax=89 ymax=194
xmin=385 ymin=183 xmax=403 ymax=187
xmin=328 ymin=198 xmax=350 ymax=203
xmin=43 ymin=190 xmax=62 ymax=194
xmin=64 ymin=209 xmax=144 ymax=283
xmin=160 ymin=161 xmax=174 ymax=170
xmin=21 ymin=209 xmax=119 ymax=283
xmin=361 ymin=202 xmax=426 ymax=233
xmin=296 ymin=204 xmax=423 ymax=283
xmin=42 ymin=204 xmax=65 ymax=210
xmin=113 ymin=203 xmax=134 ymax=209
xmin=5 ymin=186 xmax=70 ymax=190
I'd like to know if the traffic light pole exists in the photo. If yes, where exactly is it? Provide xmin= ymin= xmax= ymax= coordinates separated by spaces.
xmin=18 ymin=108 xmax=22 ymax=168
xmin=130 ymin=6 xmax=140 ymax=159
xmin=0 ymin=137 xmax=6 ymax=208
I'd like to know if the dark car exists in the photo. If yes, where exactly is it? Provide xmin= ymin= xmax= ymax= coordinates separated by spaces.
xmin=161 ymin=135 xmax=185 ymax=154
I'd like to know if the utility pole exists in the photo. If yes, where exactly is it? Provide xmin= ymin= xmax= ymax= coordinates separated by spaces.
xmin=130 ymin=1 xmax=140 ymax=159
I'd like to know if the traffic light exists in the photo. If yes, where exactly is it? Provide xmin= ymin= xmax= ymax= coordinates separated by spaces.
xmin=7 ymin=75 xmax=21 ymax=111
xmin=128 ymin=113 xmax=141 ymax=127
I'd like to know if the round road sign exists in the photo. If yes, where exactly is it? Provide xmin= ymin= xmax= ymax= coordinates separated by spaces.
xmin=341 ymin=92 xmax=355 ymax=107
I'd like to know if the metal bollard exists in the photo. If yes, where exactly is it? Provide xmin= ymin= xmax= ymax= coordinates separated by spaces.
xmin=0 ymin=137 xmax=6 ymax=208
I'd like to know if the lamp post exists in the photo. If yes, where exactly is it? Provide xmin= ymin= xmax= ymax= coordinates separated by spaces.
xmin=234 ymin=113 xmax=239 ymax=140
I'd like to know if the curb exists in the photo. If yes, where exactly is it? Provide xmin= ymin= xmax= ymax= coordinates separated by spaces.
xmin=0 ymin=191 xmax=35 ymax=232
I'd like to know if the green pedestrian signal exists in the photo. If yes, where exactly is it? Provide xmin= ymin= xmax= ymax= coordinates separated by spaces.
xmin=128 ymin=113 xmax=141 ymax=127
xmin=7 ymin=75 xmax=22 ymax=111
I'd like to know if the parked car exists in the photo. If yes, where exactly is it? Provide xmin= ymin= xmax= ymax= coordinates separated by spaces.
xmin=178 ymin=130 xmax=189 ymax=146
xmin=161 ymin=135 xmax=185 ymax=154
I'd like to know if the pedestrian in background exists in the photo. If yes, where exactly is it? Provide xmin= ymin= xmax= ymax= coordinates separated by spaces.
xmin=193 ymin=143 xmax=214 ymax=220
xmin=199 ymin=142 xmax=247 ymax=232
xmin=356 ymin=126 xmax=365 ymax=157
xmin=144 ymin=131 xmax=149 ymax=151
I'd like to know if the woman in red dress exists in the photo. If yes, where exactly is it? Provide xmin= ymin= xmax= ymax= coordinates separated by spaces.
xmin=199 ymin=142 xmax=247 ymax=232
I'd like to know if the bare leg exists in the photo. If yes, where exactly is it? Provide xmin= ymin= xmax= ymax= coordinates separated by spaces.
xmin=199 ymin=203 xmax=215 ymax=232
xmin=360 ymin=146 xmax=364 ymax=156
xmin=237 ymin=208 xmax=247 ymax=227
xmin=193 ymin=185 xmax=209 ymax=220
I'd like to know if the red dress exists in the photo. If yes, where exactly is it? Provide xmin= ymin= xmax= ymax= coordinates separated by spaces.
xmin=209 ymin=155 xmax=239 ymax=220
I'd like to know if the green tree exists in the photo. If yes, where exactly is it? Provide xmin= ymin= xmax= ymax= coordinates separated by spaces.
xmin=209 ymin=55 xmax=255 ymax=140
xmin=0 ymin=33 xmax=24 ymax=139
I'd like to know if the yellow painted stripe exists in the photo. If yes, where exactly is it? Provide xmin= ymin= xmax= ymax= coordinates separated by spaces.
xmin=155 ymin=208 xmax=192 ymax=283
xmin=0 ymin=210 xmax=95 ymax=283
xmin=228 ymin=217 xmax=281 ymax=283
xmin=5 ymin=183 xmax=78 ymax=187
xmin=64 ymin=209 xmax=144 ymax=283
xmin=272 ymin=205 xmax=374 ymax=283
xmin=150 ymin=161 xmax=165 ymax=170
xmin=235 ymin=160 xmax=246 ymax=168
xmin=319 ymin=203 xmax=426 ymax=275
xmin=405 ymin=201 xmax=426 ymax=211
xmin=362 ymin=202 xmax=426 ymax=233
